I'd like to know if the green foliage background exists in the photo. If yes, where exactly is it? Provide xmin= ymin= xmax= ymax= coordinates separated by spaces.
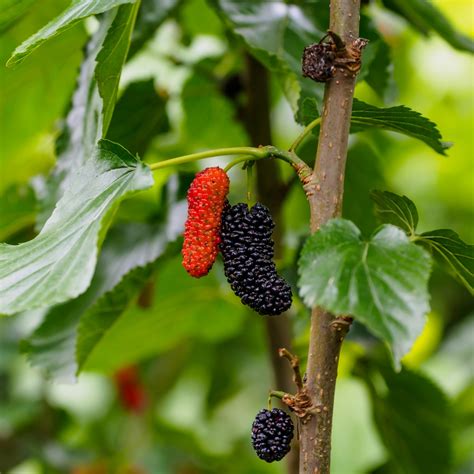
xmin=0 ymin=1 xmax=472 ymax=473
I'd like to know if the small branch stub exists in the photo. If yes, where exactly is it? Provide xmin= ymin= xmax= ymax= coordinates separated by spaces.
xmin=302 ymin=31 xmax=368 ymax=83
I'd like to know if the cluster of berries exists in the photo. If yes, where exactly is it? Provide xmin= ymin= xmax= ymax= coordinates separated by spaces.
xmin=182 ymin=167 xmax=292 ymax=316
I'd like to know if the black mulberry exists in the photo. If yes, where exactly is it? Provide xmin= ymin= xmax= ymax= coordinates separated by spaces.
xmin=220 ymin=203 xmax=292 ymax=316
xmin=251 ymin=408 xmax=294 ymax=462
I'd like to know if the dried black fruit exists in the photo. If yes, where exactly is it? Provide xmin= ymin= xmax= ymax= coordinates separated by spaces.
xmin=219 ymin=203 xmax=292 ymax=316
xmin=302 ymin=41 xmax=336 ymax=83
xmin=251 ymin=408 xmax=294 ymax=463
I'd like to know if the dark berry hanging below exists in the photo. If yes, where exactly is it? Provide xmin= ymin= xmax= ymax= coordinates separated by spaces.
xmin=182 ymin=167 xmax=229 ymax=277
xmin=251 ymin=408 xmax=294 ymax=462
xmin=219 ymin=202 xmax=292 ymax=316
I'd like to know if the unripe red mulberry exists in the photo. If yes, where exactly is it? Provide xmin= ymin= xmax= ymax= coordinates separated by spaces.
xmin=182 ymin=167 xmax=229 ymax=277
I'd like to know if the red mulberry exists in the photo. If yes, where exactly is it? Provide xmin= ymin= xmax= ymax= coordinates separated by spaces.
xmin=219 ymin=203 xmax=292 ymax=315
xmin=182 ymin=167 xmax=229 ymax=277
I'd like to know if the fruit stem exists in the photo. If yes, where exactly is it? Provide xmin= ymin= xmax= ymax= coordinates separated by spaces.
xmin=268 ymin=390 xmax=287 ymax=410
xmin=289 ymin=117 xmax=322 ymax=152
xmin=224 ymin=155 xmax=254 ymax=172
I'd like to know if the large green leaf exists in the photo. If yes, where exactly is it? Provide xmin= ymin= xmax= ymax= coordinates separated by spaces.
xmin=20 ymin=173 xmax=187 ymax=381
xmin=6 ymin=0 xmax=136 ymax=66
xmin=362 ymin=365 xmax=452 ymax=474
xmin=370 ymin=190 xmax=419 ymax=236
xmin=95 ymin=1 xmax=140 ymax=133
xmin=33 ymin=4 xmax=139 ymax=228
xmin=298 ymin=219 xmax=432 ymax=367
xmin=419 ymin=229 xmax=474 ymax=295
xmin=382 ymin=0 xmax=474 ymax=53
xmin=83 ymin=257 xmax=245 ymax=374
xmin=371 ymin=190 xmax=473 ymax=293
xmin=351 ymin=99 xmax=451 ymax=155
xmin=0 ymin=140 xmax=153 ymax=316
xmin=107 ymin=79 xmax=169 ymax=156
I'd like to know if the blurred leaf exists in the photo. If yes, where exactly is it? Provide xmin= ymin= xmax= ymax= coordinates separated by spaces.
xmin=84 ymin=258 xmax=245 ymax=373
xmin=381 ymin=0 xmax=474 ymax=53
xmin=128 ymin=0 xmax=182 ymax=58
xmin=371 ymin=190 xmax=419 ymax=236
xmin=21 ymin=173 xmax=186 ymax=381
xmin=0 ymin=184 xmax=36 ymax=242
xmin=364 ymin=40 xmax=395 ymax=101
xmin=209 ymin=0 xmax=327 ymax=119
xmin=107 ymin=79 xmax=169 ymax=156
xmin=0 ymin=140 xmax=153 ymax=316
xmin=95 ymin=1 xmax=140 ymax=133
xmin=34 ymin=5 xmax=139 ymax=228
xmin=344 ymin=142 xmax=386 ymax=235
xmin=181 ymin=72 xmax=247 ymax=149
xmin=363 ymin=365 xmax=452 ymax=474
xmin=351 ymin=99 xmax=451 ymax=155
xmin=419 ymin=229 xmax=474 ymax=294
xmin=0 ymin=0 xmax=37 ymax=33
xmin=7 ymin=0 xmax=135 ymax=66
xmin=298 ymin=219 xmax=432 ymax=367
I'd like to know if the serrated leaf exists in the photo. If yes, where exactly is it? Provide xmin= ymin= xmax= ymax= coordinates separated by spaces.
xmin=351 ymin=99 xmax=450 ymax=155
xmin=382 ymin=0 xmax=474 ymax=53
xmin=128 ymin=0 xmax=182 ymax=58
xmin=362 ymin=365 xmax=452 ymax=474
xmin=107 ymin=79 xmax=169 ymax=156
xmin=0 ymin=140 xmax=153 ymax=316
xmin=298 ymin=219 xmax=432 ymax=367
xmin=419 ymin=229 xmax=474 ymax=294
xmin=6 ymin=0 xmax=135 ymax=66
xmin=20 ymin=173 xmax=187 ymax=381
xmin=95 ymin=1 xmax=140 ymax=133
xmin=83 ymin=257 xmax=245 ymax=374
xmin=370 ymin=190 xmax=419 ymax=236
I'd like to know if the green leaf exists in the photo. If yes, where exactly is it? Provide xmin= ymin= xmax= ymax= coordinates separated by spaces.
xmin=6 ymin=0 xmax=136 ymax=66
xmin=419 ymin=229 xmax=474 ymax=294
xmin=381 ymin=0 xmax=474 ymax=53
xmin=0 ymin=0 xmax=37 ymax=33
xmin=0 ymin=140 xmax=153 ymax=316
xmin=95 ymin=1 xmax=140 ymax=133
xmin=33 ymin=5 xmax=139 ymax=228
xmin=298 ymin=219 xmax=432 ymax=367
xmin=0 ymin=184 xmax=36 ymax=242
xmin=128 ymin=0 xmax=182 ymax=58
xmin=21 ymin=173 xmax=187 ymax=381
xmin=107 ymin=79 xmax=170 ymax=157
xmin=363 ymin=366 xmax=452 ymax=474
xmin=370 ymin=190 xmax=419 ymax=236
xmin=83 ymin=257 xmax=245 ymax=374
xmin=351 ymin=99 xmax=451 ymax=155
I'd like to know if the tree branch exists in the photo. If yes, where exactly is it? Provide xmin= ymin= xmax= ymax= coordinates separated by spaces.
xmin=299 ymin=1 xmax=362 ymax=473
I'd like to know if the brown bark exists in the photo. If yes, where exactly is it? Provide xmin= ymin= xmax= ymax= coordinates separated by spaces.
xmin=299 ymin=1 xmax=362 ymax=473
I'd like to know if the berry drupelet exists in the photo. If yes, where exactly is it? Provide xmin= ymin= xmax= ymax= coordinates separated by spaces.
xmin=251 ymin=408 xmax=294 ymax=462
xmin=219 ymin=202 xmax=292 ymax=315
xmin=182 ymin=167 xmax=229 ymax=277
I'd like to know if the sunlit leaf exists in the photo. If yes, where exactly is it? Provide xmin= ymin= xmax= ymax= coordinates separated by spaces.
xmin=0 ymin=140 xmax=153 ymax=316
xmin=7 ymin=0 xmax=135 ymax=66
xmin=298 ymin=219 xmax=432 ymax=368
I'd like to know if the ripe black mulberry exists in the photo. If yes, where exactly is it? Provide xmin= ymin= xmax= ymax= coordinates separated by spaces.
xmin=219 ymin=203 xmax=292 ymax=316
xmin=251 ymin=408 xmax=294 ymax=462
